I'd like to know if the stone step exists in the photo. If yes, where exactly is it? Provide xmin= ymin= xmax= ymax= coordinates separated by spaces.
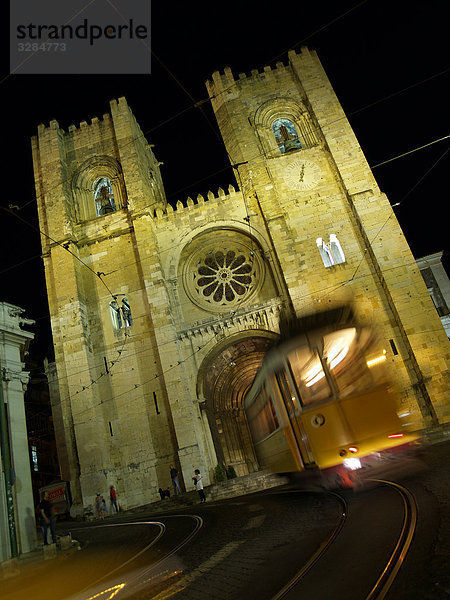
xmin=206 ymin=471 xmax=288 ymax=501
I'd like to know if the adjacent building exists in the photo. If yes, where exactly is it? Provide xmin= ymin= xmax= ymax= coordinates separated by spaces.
xmin=417 ymin=252 xmax=450 ymax=337
xmin=0 ymin=302 xmax=36 ymax=560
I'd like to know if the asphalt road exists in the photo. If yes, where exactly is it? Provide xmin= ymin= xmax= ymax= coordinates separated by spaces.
xmin=3 ymin=440 xmax=449 ymax=600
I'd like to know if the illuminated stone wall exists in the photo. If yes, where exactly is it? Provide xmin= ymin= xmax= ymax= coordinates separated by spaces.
xmin=32 ymin=48 xmax=449 ymax=513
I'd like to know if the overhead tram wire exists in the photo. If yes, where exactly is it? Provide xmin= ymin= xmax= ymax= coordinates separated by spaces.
xmin=323 ymin=145 xmax=450 ymax=295
xmin=396 ymin=148 xmax=449 ymax=204
xmin=265 ymin=0 xmax=369 ymax=64
xmin=55 ymin=331 xmax=221 ymax=429
xmin=0 ymin=0 xmax=98 ymax=87
xmin=0 ymin=252 xmax=43 ymax=275
xmin=348 ymin=69 xmax=450 ymax=117
xmin=0 ymin=205 xmax=118 ymax=300
xmin=26 ymin=321 xmax=211 ymax=392
xmin=371 ymin=135 xmax=449 ymax=169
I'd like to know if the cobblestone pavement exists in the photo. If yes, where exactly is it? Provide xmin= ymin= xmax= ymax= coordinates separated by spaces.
xmin=126 ymin=491 xmax=342 ymax=600
xmin=413 ymin=440 xmax=450 ymax=599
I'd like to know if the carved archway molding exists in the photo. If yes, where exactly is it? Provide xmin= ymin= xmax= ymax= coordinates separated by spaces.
xmin=71 ymin=155 xmax=127 ymax=222
xmin=197 ymin=329 xmax=278 ymax=475
xmin=252 ymin=96 xmax=320 ymax=156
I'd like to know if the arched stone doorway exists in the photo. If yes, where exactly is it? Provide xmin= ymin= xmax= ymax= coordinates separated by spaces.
xmin=198 ymin=331 xmax=278 ymax=476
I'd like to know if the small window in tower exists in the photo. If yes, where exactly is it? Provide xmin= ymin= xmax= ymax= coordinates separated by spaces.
xmin=94 ymin=177 xmax=116 ymax=216
xmin=272 ymin=118 xmax=302 ymax=154
xmin=31 ymin=445 xmax=38 ymax=472
xmin=110 ymin=300 xmax=122 ymax=329
xmin=329 ymin=235 xmax=345 ymax=265
xmin=317 ymin=235 xmax=346 ymax=268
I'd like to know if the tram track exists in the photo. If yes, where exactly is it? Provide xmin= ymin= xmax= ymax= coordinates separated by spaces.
xmin=270 ymin=481 xmax=417 ymax=600
xmin=364 ymin=480 xmax=418 ymax=600
xmin=270 ymin=491 xmax=348 ymax=600
xmin=66 ymin=514 xmax=204 ymax=600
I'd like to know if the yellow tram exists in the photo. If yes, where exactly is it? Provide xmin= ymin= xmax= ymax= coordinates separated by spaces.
xmin=244 ymin=308 xmax=418 ymax=488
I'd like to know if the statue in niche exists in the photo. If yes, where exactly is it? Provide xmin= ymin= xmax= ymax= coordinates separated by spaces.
xmin=121 ymin=298 xmax=133 ymax=327
xmin=94 ymin=177 xmax=116 ymax=216
xmin=272 ymin=118 xmax=302 ymax=154
xmin=110 ymin=300 xmax=122 ymax=329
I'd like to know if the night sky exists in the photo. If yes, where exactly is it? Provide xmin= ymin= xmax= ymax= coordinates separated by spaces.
xmin=1 ymin=0 xmax=448 ymax=361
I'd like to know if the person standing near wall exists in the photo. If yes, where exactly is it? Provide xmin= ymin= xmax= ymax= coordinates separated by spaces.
xmin=170 ymin=465 xmax=181 ymax=495
xmin=96 ymin=493 xmax=107 ymax=519
xmin=38 ymin=491 xmax=56 ymax=545
xmin=193 ymin=469 xmax=206 ymax=503
xmin=109 ymin=486 xmax=119 ymax=512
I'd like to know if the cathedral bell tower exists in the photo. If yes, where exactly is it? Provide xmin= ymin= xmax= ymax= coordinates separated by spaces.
xmin=32 ymin=98 xmax=178 ymax=514
xmin=206 ymin=47 xmax=449 ymax=425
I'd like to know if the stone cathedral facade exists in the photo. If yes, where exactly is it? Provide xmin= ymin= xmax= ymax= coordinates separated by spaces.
xmin=32 ymin=47 xmax=449 ymax=514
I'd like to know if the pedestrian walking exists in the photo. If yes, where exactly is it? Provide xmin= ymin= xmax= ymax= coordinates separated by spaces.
xmin=109 ymin=485 xmax=119 ymax=512
xmin=38 ymin=491 xmax=56 ymax=545
xmin=192 ymin=469 xmax=206 ymax=503
xmin=170 ymin=465 xmax=182 ymax=495
xmin=96 ymin=493 xmax=107 ymax=519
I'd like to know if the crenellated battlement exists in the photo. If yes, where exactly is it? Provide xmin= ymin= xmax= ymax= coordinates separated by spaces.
xmin=35 ymin=96 xmax=145 ymax=143
xmin=152 ymin=184 xmax=242 ymax=220
xmin=37 ymin=111 xmax=113 ymax=137
xmin=206 ymin=47 xmax=313 ymax=100
xmin=67 ymin=113 xmax=112 ymax=133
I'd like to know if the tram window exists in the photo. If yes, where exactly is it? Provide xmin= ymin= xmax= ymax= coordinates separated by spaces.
xmin=276 ymin=370 xmax=298 ymax=415
xmin=323 ymin=328 xmax=379 ymax=396
xmin=247 ymin=386 xmax=279 ymax=443
xmin=287 ymin=347 xmax=332 ymax=405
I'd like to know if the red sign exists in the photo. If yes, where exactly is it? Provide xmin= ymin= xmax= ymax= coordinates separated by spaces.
xmin=47 ymin=486 xmax=65 ymax=502
xmin=40 ymin=482 xmax=71 ymax=514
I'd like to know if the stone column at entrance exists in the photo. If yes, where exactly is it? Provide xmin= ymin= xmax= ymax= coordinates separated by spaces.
xmin=0 ymin=302 xmax=37 ymax=559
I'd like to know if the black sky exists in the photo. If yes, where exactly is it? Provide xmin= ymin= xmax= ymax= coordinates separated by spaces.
xmin=1 ymin=0 xmax=449 ymax=361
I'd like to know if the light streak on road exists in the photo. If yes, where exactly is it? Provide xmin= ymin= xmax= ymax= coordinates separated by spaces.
xmin=84 ymin=584 xmax=126 ymax=600
xmin=69 ymin=515 xmax=204 ymax=600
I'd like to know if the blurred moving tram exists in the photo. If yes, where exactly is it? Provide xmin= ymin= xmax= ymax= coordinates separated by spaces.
xmin=244 ymin=309 xmax=418 ymax=488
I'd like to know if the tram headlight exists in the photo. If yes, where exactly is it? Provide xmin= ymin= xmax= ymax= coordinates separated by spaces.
xmin=366 ymin=349 xmax=387 ymax=367
xmin=343 ymin=458 xmax=361 ymax=470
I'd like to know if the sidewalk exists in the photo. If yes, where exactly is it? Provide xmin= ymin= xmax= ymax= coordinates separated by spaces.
xmin=0 ymin=533 xmax=80 ymax=581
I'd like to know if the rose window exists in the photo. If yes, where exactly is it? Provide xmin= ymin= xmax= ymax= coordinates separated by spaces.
xmin=196 ymin=250 xmax=254 ymax=304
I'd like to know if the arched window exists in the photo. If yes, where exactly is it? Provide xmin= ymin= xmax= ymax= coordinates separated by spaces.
xmin=72 ymin=156 xmax=126 ymax=222
xmin=94 ymin=177 xmax=116 ymax=216
xmin=329 ymin=234 xmax=345 ymax=265
xmin=110 ymin=300 xmax=122 ymax=329
xmin=110 ymin=298 xmax=133 ymax=330
xmin=316 ymin=238 xmax=334 ymax=267
xmin=272 ymin=118 xmax=302 ymax=154
xmin=317 ymin=235 xmax=346 ymax=268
